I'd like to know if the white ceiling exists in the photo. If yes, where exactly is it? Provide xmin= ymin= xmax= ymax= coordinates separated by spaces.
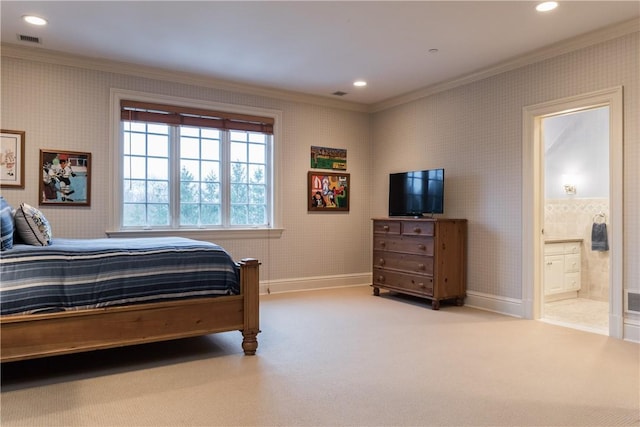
xmin=1 ymin=1 xmax=638 ymax=106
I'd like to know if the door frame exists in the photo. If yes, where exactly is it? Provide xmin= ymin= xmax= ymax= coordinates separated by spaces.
xmin=522 ymin=87 xmax=623 ymax=338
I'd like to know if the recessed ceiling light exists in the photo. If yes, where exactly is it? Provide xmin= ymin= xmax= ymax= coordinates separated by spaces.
xmin=353 ymin=80 xmax=367 ymax=87
xmin=428 ymin=48 xmax=439 ymax=54
xmin=536 ymin=2 xmax=558 ymax=12
xmin=23 ymin=15 xmax=48 ymax=26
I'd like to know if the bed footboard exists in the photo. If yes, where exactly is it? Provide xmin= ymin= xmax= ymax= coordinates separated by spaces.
xmin=0 ymin=258 xmax=260 ymax=362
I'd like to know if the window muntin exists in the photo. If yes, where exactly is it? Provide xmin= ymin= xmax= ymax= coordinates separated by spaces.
xmin=229 ymin=131 xmax=268 ymax=226
xmin=179 ymin=126 xmax=222 ymax=227
xmin=123 ymin=122 xmax=171 ymax=227
xmin=121 ymin=119 xmax=272 ymax=229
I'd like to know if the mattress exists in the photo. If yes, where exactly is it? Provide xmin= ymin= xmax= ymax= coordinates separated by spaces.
xmin=0 ymin=237 xmax=239 ymax=316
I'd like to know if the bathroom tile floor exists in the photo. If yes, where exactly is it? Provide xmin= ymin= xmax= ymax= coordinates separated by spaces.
xmin=543 ymin=298 xmax=609 ymax=334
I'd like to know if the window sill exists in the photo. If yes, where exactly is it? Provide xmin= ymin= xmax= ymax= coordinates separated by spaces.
xmin=105 ymin=228 xmax=284 ymax=240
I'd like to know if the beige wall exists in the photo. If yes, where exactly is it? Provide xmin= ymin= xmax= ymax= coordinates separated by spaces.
xmin=371 ymin=32 xmax=639 ymax=314
xmin=1 ymin=29 xmax=638 ymax=323
xmin=0 ymin=54 xmax=373 ymax=286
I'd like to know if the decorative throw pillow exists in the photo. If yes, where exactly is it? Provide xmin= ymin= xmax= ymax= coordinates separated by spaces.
xmin=14 ymin=202 xmax=52 ymax=246
xmin=0 ymin=197 xmax=14 ymax=250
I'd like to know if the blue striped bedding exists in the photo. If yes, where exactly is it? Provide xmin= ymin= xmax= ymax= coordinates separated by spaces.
xmin=0 ymin=237 xmax=240 ymax=316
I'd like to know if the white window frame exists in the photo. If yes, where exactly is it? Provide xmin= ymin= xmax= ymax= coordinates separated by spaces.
xmin=108 ymin=89 xmax=283 ymax=239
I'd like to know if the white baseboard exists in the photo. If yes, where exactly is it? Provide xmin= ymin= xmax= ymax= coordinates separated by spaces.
xmin=261 ymin=278 xmax=526 ymax=318
xmin=462 ymin=291 xmax=524 ymax=318
xmin=260 ymin=273 xmax=371 ymax=295
xmin=623 ymin=320 xmax=640 ymax=343
xmin=259 ymin=279 xmax=640 ymax=343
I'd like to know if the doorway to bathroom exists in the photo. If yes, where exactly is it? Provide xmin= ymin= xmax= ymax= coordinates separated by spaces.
xmin=522 ymin=87 xmax=623 ymax=339
xmin=541 ymin=107 xmax=610 ymax=334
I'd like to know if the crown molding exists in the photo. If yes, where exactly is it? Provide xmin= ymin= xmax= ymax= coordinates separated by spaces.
xmin=0 ymin=43 xmax=370 ymax=113
xmin=2 ymin=17 xmax=638 ymax=115
xmin=370 ymin=18 xmax=640 ymax=113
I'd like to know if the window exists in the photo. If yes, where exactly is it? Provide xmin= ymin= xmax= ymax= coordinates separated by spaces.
xmin=117 ymin=98 xmax=275 ymax=231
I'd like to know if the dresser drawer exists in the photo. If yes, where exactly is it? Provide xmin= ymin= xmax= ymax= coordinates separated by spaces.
xmin=373 ymin=235 xmax=434 ymax=256
xmin=401 ymin=221 xmax=435 ymax=236
xmin=373 ymin=220 xmax=401 ymax=235
xmin=544 ymin=241 xmax=581 ymax=255
xmin=564 ymin=254 xmax=581 ymax=273
xmin=373 ymin=250 xmax=434 ymax=275
xmin=544 ymin=243 xmax=564 ymax=255
xmin=564 ymin=242 xmax=580 ymax=254
xmin=564 ymin=272 xmax=581 ymax=291
xmin=373 ymin=268 xmax=434 ymax=296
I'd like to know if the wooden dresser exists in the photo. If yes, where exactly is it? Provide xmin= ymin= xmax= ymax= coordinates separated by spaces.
xmin=372 ymin=218 xmax=467 ymax=310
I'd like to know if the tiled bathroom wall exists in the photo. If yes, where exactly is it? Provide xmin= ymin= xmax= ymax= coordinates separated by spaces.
xmin=545 ymin=198 xmax=610 ymax=301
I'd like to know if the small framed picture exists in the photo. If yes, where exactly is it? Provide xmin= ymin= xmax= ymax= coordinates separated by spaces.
xmin=0 ymin=130 xmax=26 ymax=188
xmin=310 ymin=146 xmax=347 ymax=170
xmin=40 ymin=149 xmax=92 ymax=206
xmin=308 ymin=171 xmax=349 ymax=212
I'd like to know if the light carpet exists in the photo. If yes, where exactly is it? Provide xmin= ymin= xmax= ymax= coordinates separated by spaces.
xmin=1 ymin=285 xmax=639 ymax=426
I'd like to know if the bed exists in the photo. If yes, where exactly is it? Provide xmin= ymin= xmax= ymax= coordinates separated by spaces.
xmin=0 ymin=236 xmax=260 ymax=363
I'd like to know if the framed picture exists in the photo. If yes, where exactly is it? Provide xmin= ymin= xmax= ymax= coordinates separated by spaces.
xmin=310 ymin=146 xmax=347 ymax=170
xmin=308 ymin=171 xmax=349 ymax=211
xmin=0 ymin=130 xmax=25 ymax=188
xmin=40 ymin=149 xmax=92 ymax=206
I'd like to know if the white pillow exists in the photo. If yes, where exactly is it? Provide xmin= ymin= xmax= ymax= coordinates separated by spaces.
xmin=14 ymin=202 xmax=52 ymax=246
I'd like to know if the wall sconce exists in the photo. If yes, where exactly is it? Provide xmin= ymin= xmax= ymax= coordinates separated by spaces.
xmin=561 ymin=173 xmax=577 ymax=195
xmin=563 ymin=183 xmax=576 ymax=195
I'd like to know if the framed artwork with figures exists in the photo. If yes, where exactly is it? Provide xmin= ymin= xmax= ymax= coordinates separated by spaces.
xmin=39 ymin=149 xmax=92 ymax=206
xmin=308 ymin=172 xmax=349 ymax=212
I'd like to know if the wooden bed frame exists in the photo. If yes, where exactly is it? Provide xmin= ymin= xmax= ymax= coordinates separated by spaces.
xmin=0 ymin=258 xmax=260 ymax=363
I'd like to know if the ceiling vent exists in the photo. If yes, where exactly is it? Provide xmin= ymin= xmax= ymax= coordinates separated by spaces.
xmin=332 ymin=91 xmax=348 ymax=96
xmin=17 ymin=34 xmax=41 ymax=44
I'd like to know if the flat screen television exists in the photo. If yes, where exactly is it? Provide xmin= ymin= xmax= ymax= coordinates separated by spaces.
xmin=388 ymin=168 xmax=444 ymax=217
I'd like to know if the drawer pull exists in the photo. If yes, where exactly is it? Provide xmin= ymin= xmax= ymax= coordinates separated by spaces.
xmin=379 ymin=241 xmax=386 ymax=248
xmin=378 ymin=275 xmax=385 ymax=283
xmin=378 ymin=258 xmax=385 ymax=266
xmin=417 ymin=263 xmax=425 ymax=270
xmin=413 ymin=227 xmax=421 ymax=234
xmin=383 ymin=225 xmax=389 ymax=231
xmin=417 ymin=244 xmax=426 ymax=250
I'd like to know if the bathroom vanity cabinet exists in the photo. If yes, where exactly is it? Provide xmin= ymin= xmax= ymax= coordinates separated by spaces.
xmin=544 ymin=239 xmax=582 ymax=301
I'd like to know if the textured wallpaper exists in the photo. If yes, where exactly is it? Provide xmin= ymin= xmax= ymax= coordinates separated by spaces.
xmin=372 ymin=32 xmax=639 ymax=302
xmin=1 ymin=30 xmax=638 ymax=311
xmin=0 ymin=55 xmax=373 ymax=284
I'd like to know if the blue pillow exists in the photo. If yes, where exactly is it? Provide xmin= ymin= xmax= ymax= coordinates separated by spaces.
xmin=0 ymin=197 xmax=14 ymax=250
